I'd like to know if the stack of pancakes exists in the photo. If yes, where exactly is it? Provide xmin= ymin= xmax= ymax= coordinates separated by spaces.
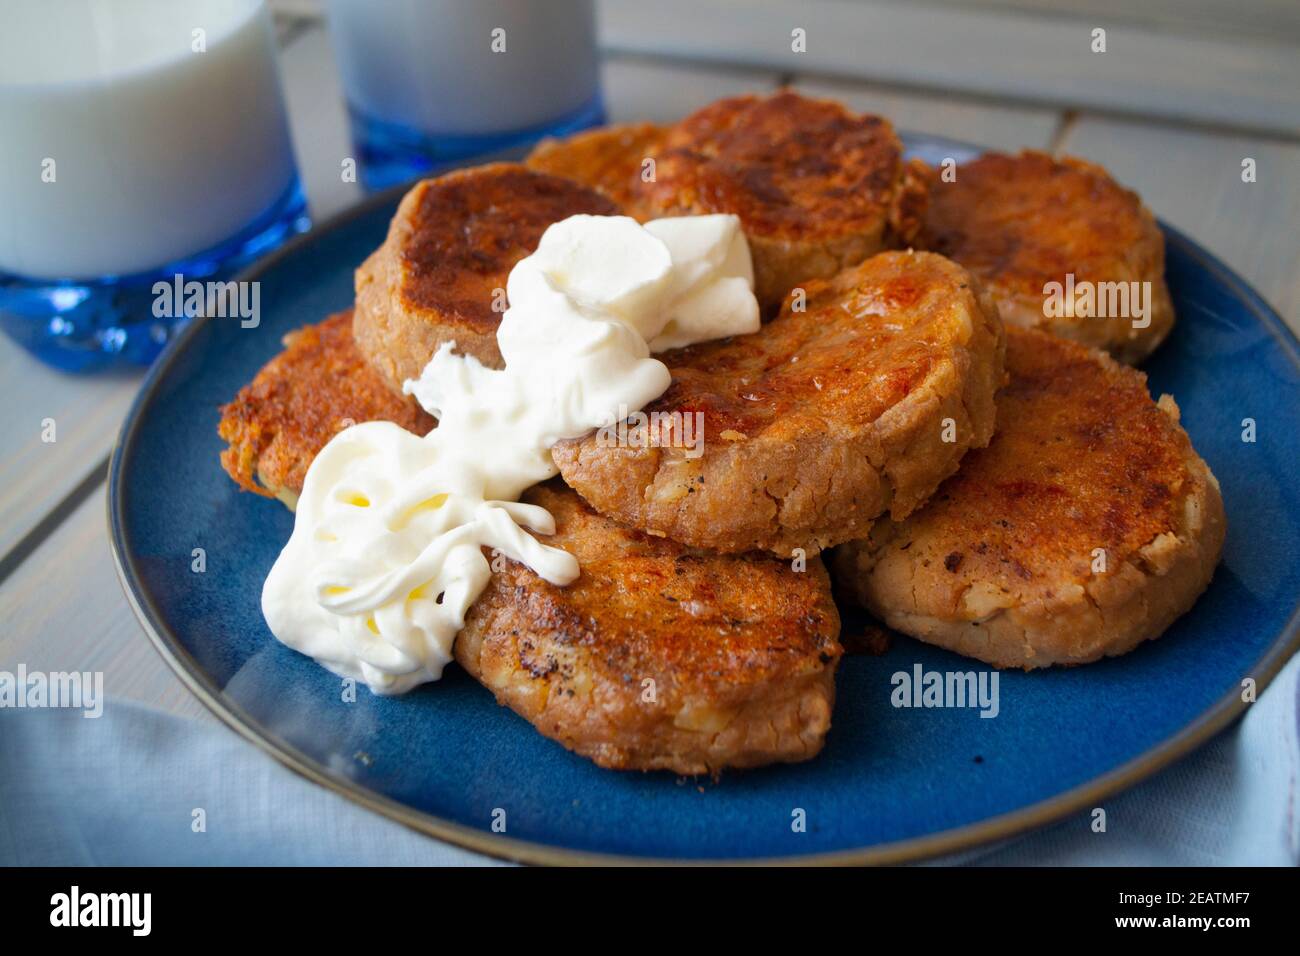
xmin=220 ymin=91 xmax=1224 ymax=775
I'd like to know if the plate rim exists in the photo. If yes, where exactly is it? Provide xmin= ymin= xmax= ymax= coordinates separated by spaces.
xmin=108 ymin=137 xmax=1300 ymax=866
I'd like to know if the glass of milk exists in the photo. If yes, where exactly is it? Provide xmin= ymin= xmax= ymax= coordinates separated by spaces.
xmin=324 ymin=0 xmax=605 ymax=190
xmin=0 ymin=0 xmax=309 ymax=371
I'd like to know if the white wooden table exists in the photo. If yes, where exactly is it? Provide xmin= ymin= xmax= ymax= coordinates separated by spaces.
xmin=3 ymin=6 xmax=1298 ymax=736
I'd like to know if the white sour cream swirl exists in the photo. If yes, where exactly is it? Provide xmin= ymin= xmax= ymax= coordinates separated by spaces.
xmin=261 ymin=213 xmax=759 ymax=694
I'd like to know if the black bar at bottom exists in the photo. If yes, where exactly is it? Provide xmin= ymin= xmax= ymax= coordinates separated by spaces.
xmin=0 ymin=865 xmax=1288 ymax=940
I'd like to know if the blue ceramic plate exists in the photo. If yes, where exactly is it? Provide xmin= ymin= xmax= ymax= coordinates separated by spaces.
xmin=110 ymin=136 xmax=1300 ymax=863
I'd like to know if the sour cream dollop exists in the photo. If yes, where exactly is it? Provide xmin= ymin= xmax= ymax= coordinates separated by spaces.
xmin=261 ymin=214 xmax=759 ymax=694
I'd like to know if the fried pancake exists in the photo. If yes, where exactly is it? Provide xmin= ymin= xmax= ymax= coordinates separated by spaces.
xmin=458 ymin=481 xmax=841 ymax=774
xmin=920 ymin=151 xmax=1174 ymax=363
xmin=553 ymin=250 xmax=1006 ymax=557
xmin=525 ymin=122 xmax=666 ymax=221
xmin=833 ymin=326 xmax=1225 ymax=669
xmin=219 ymin=317 xmax=842 ymax=774
xmin=353 ymin=163 xmax=619 ymax=392
xmin=218 ymin=310 xmax=435 ymax=509
xmin=643 ymin=91 xmax=929 ymax=311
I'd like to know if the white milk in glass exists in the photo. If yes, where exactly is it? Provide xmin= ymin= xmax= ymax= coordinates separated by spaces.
xmin=324 ymin=0 xmax=600 ymax=135
xmin=0 ymin=0 xmax=298 ymax=280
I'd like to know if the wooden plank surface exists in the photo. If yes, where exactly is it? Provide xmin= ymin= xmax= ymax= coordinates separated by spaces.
xmin=277 ymin=21 xmax=364 ymax=221
xmin=1058 ymin=115 xmax=1300 ymax=323
xmin=598 ymin=0 xmax=1300 ymax=138
xmin=601 ymin=55 xmax=779 ymax=122
xmin=0 ymin=342 xmax=139 ymax=570
xmin=0 ymin=487 xmax=211 ymax=721
xmin=926 ymin=0 xmax=1300 ymax=44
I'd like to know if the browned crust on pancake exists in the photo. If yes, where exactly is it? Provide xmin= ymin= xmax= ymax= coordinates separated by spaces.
xmin=353 ymin=163 xmax=619 ymax=390
xmin=919 ymin=151 xmax=1174 ymax=363
xmin=553 ymin=250 xmax=1006 ymax=557
xmin=457 ymin=481 xmax=841 ymax=774
xmin=525 ymin=122 xmax=666 ymax=220
xmin=642 ymin=91 xmax=929 ymax=310
xmin=218 ymin=310 xmax=435 ymax=506
xmin=833 ymin=326 xmax=1225 ymax=668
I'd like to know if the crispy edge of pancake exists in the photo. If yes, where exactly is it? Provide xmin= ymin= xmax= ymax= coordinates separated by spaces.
xmin=525 ymin=122 xmax=666 ymax=221
xmin=352 ymin=163 xmax=620 ymax=388
xmin=457 ymin=481 xmax=842 ymax=775
xmin=553 ymin=250 xmax=1006 ymax=557
xmin=218 ymin=316 xmax=843 ymax=774
xmin=919 ymin=150 xmax=1174 ymax=363
xmin=217 ymin=310 xmax=435 ymax=508
xmin=832 ymin=326 xmax=1225 ymax=669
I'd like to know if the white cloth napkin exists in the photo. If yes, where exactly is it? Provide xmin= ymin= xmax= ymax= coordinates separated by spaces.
xmin=2 ymin=652 xmax=1295 ymax=866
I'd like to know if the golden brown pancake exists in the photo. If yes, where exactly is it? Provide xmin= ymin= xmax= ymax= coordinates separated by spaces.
xmin=352 ymin=163 xmax=619 ymax=391
xmin=218 ymin=316 xmax=842 ymax=774
xmin=919 ymin=151 xmax=1174 ymax=363
xmin=643 ymin=91 xmax=929 ymax=310
xmin=525 ymin=122 xmax=666 ymax=221
xmin=553 ymin=250 xmax=1005 ymax=557
xmin=459 ymin=481 xmax=841 ymax=774
xmin=833 ymin=326 xmax=1225 ymax=668
xmin=218 ymin=310 xmax=434 ymax=508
